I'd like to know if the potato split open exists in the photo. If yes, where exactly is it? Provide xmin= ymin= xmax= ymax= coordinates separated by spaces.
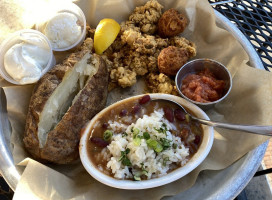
xmin=24 ymin=38 xmax=108 ymax=164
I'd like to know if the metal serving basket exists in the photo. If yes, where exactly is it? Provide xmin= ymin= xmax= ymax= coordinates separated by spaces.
xmin=0 ymin=11 xmax=268 ymax=199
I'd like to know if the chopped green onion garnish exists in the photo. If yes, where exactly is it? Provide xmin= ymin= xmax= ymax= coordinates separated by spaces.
xmin=154 ymin=123 xmax=168 ymax=135
xmin=142 ymin=170 xmax=148 ymax=176
xmin=133 ymin=128 xmax=140 ymax=134
xmin=103 ymin=130 xmax=113 ymax=141
xmin=160 ymin=138 xmax=171 ymax=150
xmin=163 ymin=157 xmax=169 ymax=166
xmin=143 ymin=132 xmax=150 ymax=140
xmin=122 ymin=132 xmax=128 ymax=137
xmin=146 ymin=139 xmax=163 ymax=153
xmin=134 ymin=176 xmax=141 ymax=181
xmin=132 ymin=128 xmax=140 ymax=138
xmin=154 ymin=142 xmax=163 ymax=152
xmin=146 ymin=139 xmax=155 ymax=146
xmin=133 ymin=170 xmax=148 ymax=181
xmin=133 ymin=137 xmax=141 ymax=146
xmin=122 ymin=157 xmax=132 ymax=166
xmin=119 ymin=148 xmax=131 ymax=166
xmin=125 ymin=148 xmax=130 ymax=154
xmin=140 ymin=162 xmax=144 ymax=168
xmin=185 ymin=114 xmax=190 ymax=123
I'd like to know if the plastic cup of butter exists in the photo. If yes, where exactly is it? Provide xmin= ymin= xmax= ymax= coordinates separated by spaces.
xmin=35 ymin=3 xmax=86 ymax=52
xmin=0 ymin=29 xmax=56 ymax=85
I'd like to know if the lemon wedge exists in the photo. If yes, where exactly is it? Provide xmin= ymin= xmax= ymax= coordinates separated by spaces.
xmin=94 ymin=18 xmax=120 ymax=54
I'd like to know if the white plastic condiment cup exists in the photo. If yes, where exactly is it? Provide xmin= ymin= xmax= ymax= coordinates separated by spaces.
xmin=79 ymin=93 xmax=214 ymax=190
xmin=35 ymin=3 xmax=86 ymax=52
xmin=0 ymin=29 xmax=55 ymax=85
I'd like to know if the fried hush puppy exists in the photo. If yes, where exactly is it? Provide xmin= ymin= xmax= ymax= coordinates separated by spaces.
xmin=158 ymin=46 xmax=189 ymax=76
xmin=158 ymin=8 xmax=188 ymax=38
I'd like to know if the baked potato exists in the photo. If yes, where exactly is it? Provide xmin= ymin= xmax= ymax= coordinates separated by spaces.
xmin=23 ymin=38 xmax=108 ymax=164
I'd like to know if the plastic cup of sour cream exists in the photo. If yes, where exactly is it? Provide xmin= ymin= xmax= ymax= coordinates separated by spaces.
xmin=35 ymin=3 xmax=86 ymax=52
xmin=0 ymin=29 xmax=55 ymax=85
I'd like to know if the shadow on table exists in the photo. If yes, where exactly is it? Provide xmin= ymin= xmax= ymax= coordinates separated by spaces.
xmin=0 ymin=176 xmax=13 ymax=200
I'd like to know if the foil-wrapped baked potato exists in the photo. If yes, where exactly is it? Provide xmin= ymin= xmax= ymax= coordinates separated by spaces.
xmin=23 ymin=38 xmax=108 ymax=164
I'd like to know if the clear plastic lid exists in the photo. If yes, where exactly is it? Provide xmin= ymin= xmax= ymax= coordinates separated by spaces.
xmin=0 ymin=29 xmax=55 ymax=85
xmin=35 ymin=3 xmax=86 ymax=52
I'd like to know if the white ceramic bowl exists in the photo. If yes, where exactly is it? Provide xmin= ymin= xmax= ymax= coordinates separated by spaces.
xmin=79 ymin=93 xmax=214 ymax=190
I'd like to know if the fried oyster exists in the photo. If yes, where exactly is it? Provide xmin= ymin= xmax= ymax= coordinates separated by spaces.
xmin=128 ymin=0 xmax=163 ymax=34
xmin=146 ymin=73 xmax=179 ymax=95
xmin=103 ymin=0 xmax=196 ymax=95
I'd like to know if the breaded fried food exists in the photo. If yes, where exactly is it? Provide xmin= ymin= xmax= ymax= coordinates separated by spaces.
xmin=169 ymin=36 xmax=196 ymax=58
xmin=103 ymin=0 xmax=196 ymax=90
xmin=158 ymin=8 xmax=188 ymax=38
xmin=146 ymin=73 xmax=178 ymax=95
xmin=128 ymin=0 xmax=163 ymax=34
xmin=158 ymin=46 xmax=189 ymax=76
xmin=110 ymin=67 xmax=137 ymax=88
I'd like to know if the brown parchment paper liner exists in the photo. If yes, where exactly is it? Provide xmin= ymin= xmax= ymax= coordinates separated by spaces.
xmin=0 ymin=0 xmax=271 ymax=199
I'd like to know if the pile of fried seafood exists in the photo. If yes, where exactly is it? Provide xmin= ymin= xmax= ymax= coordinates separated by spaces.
xmin=89 ymin=0 xmax=196 ymax=95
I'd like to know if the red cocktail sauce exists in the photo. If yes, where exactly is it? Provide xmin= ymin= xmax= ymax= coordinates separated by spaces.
xmin=181 ymin=68 xmax=225 ymax=103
